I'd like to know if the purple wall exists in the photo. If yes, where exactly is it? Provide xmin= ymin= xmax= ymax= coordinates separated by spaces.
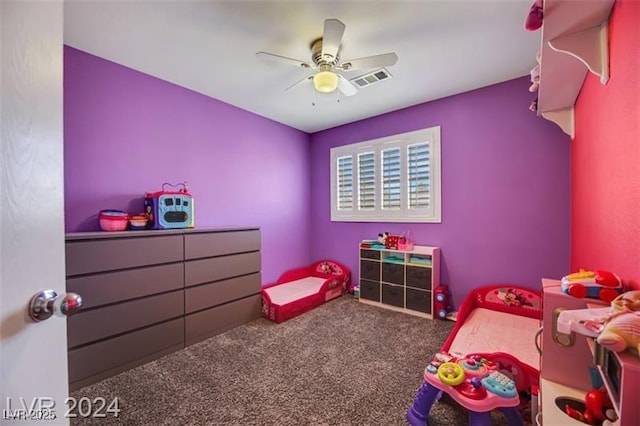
xmin=64 ymin=46 xmax=570 ymax=307
xmin=64 ymin=46 xmax=312 ymax=284
xmin=310 ymin=77 xmax=571 ymax=308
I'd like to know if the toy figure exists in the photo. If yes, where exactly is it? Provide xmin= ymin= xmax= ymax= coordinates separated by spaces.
xmin=580 ymin=291 xmax=640 ymax=358
xmin=378 ymin=232 xmax=389 ymax=245
xmin=596 ymin=291 xmax=640 ymax=358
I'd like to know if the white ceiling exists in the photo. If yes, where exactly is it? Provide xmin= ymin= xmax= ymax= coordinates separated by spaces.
xmin=64 ymin=0 xmax=541 ymax=133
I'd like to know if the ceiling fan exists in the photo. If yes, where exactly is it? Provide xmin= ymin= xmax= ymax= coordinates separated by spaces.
xmin=256 ymin=18 xmax=398 ymax=97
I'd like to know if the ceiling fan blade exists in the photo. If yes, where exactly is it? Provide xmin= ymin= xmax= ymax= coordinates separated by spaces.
xmin=337 ymin=74 xmax=358 ymax=97
xmin=284 ymin=74 xmax=313 ymax=92
xmin=321 ymin=19 xmax=345 ymax=61
xmin=256 ymin=52 xmax=314 ymax=69
xmin=339 ymin=52 xmax=398 ymax=71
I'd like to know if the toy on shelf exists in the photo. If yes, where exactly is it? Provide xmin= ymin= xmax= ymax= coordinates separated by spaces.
xmin=561 ymin=269 xmax=623 ymax=303
xmin=144 ymin=182 xmax=194 ymax=230
xmin=398 ymin=231 xmax=414 ymax=251
xmin=557 ymin=290 xmax=640 ymax=358
xmin=385 ymin=234 xmax=400 ymax=250
xmin=597 ymin=291 xmax=640 ymax=357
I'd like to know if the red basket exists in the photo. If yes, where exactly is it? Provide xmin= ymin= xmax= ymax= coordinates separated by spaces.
xmin=99 ymin=210 xmax=129 ymax=231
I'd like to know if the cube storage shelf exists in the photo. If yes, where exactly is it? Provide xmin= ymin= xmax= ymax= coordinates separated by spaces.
xmin=358 ymin=244 xmax=440 ymax=318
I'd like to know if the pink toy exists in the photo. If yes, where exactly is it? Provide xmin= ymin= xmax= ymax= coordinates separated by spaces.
xmin=261 ymin=260 xmax=351 ymax=323
xmin=596 ymin=291 xmax=640 ymax=357
xmin=524 ymin=0 xmax=544 ymax=31
xmin=407 ymin=351 xmax=534 ymax=426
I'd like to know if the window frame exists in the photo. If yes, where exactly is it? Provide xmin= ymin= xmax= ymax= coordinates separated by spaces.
xmin=330 ymin=126 xmax=442 ymax=223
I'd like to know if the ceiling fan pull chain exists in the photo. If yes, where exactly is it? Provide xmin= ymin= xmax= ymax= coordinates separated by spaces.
xmin=311 ymin=83 xmax=317 ymax=106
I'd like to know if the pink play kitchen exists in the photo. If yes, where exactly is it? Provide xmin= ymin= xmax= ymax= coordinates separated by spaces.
xmin=539 ymin=278 xmax=640 ymax=426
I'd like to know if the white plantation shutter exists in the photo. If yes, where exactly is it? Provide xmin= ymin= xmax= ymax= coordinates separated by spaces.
xmin=358 ymin=152 xmax=376 ymax=210
xmin=336 ymin=156 xmax=353 ymax=210
xmin=407 ymin=142 xmax=430 ymax=209
xmin=382 ymin=147 xmax=401 ymax=210
xmin=330 ymin=126 xmax=440 ymax=222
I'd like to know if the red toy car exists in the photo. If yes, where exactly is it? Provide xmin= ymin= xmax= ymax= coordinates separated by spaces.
xmin=560 ymin=269 xmax=623 ymax=303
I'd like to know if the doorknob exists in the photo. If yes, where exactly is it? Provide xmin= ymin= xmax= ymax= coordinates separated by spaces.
xmin=29 ymin=290 xmax=83 ymax=322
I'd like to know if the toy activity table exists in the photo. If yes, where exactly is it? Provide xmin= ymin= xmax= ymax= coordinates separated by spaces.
xmin=407 ymin=352 xmax=524 ymax=426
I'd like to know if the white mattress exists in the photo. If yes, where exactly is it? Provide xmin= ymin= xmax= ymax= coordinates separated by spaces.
xmin=264 ymin=277 xmax=326 ymax=306
xmin=448 ymin=307 xmax=541 ymax=369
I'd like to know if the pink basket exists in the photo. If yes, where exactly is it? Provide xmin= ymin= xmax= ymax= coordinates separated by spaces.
xmin=398 ymin=231 xmax=414 ymax=251
xmin=100 ymin=217 xmax=128 ymax=231
xmin=398 ymin=241 xmax=414 ymax=251
xmin=99 ymin=210 xmax=129 ymax=231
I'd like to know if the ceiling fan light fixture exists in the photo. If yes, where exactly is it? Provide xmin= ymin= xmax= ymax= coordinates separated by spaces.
xmin=313 ymin=70 xmax=339 ymax=93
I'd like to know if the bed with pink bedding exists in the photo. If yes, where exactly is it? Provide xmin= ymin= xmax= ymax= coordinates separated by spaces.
xmin=442 ymin=285 xmax=542 ymax=372
xmin=439 ymin=285 xmax=542 ymax=419
xmin=261 ymin=260 xmax=351 ymax=324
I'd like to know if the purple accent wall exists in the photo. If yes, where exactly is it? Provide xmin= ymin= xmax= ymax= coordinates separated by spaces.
xmin=64 ymin=46 xmax=569 ymax=306
xmin=63 ymin=46 xmax=312 ymax=284
xmin=310 ymin=77 xmax=570 ymax=308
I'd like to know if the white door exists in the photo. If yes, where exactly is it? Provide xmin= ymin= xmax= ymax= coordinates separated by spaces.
xmin=1 ymin=1 xmax=68 ymax=425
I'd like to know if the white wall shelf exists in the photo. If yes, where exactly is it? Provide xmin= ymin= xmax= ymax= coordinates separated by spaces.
xmin=537 ymin=0 xmax=615 ymax=138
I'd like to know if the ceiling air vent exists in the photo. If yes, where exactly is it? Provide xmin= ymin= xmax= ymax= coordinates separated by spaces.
xmin=350 ymin=68 xmax=392 ymax=88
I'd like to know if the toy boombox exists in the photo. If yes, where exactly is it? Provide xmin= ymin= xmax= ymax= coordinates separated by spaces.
xmin=144 ymin=182 xmax=194 ymax=230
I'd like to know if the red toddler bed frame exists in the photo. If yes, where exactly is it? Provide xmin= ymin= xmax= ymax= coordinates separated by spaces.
xmin=261 ymin=260 xmax=351 ymax=324
xmin=440 ymin=285 xmax=543 ymax=421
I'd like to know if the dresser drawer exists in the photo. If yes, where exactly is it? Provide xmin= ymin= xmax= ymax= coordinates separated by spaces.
xmin=360 ymin=249 xmax=381 ymax=260
xmin=68 ymin=318 xmax=184 ymax=386
xmin=360 ymin=260 xmax=380 ymax=281
xmin=406 ymin=265 xmax=432 ymax=290
xmin=184 ymin=229 xmax=260 ymax=260
xmin=67 ymin=290 xmax=184 ymax=348
xmin=185 ymin=251 xmax=261 ymax=287
xmin=66 ymin=263 xmax=183 ymax=309
xmin=66 ymin=235 xmax=183 ymax=276
xmin=382 ymin=262 xmax=404 ymax=285
xmin=185 ymin=273 xmax=261 ymax=314
xmin=406 ymin=288 xmax=431 ymax=314
xmin=185 ymin=294 xmax=261 ymax=345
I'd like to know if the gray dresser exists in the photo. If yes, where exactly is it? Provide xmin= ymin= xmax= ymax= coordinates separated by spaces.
xmin=65 ymin=227 xmax=261 ymax=390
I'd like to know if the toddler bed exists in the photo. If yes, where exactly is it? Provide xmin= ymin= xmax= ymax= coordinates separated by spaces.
xmin=261 ymin=260 xmax=351 ymax=324
xmin=439 ymin=285 xmax=542 ymax=421
xmin=442 ymin=284 xmax=542 ymax=371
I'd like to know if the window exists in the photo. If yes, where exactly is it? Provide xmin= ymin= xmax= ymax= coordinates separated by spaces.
xmin=330 ymin=126 xmax=441 ymax=222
